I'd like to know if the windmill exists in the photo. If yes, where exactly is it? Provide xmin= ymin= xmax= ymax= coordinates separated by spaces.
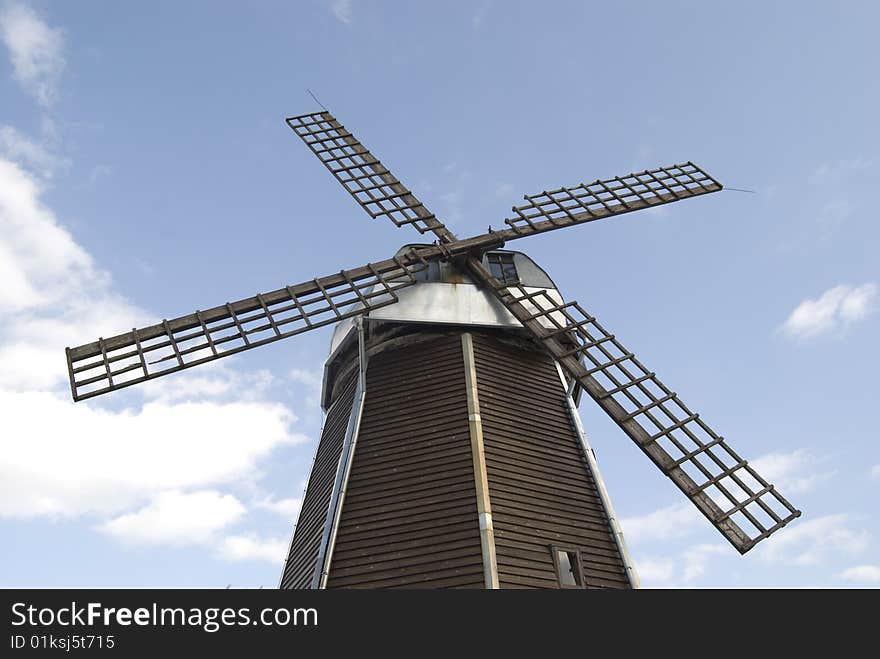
xmin=65 ymin=109 xmax=801 ymax=589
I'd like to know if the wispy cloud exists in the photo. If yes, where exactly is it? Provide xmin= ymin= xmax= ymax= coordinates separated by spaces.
xmin=255 ymin=496 xmax=302 ymax=520
xmin=626 ymin=447 xmax=834 ymax=585
xmin=751 ymin=449 xmax=835 ymax=496
xmin=0 ymin=2 xmax=65 ymax=106
xmin=289 ymin=366 xmax=323 ymax=409
xmin=0 ymin=156 xmax=116 ymax=333
xmin=0 ymin=125 xmax=65 ymax=178
xmin=838 ymin=564 xmax=880 ymax=585
xmin=140 ymin=365 xmax=276 ymax=404
xmin=494 ymin=182 xmax=514 ymax=197
xmin=756 ymin=514 xmax=869 ymax=566
xmin=472 ymin=1 xmax=492 ymax=30
xmin=814 ymin=198 xmax=854 ymax=240
xmin=421 ymin=162 xmax=473 ymax=228
xmin=620 ymin=503 xmax=702 ymax=544
xmin=0 ymin=391 xmax=302 ymax=518
xmin=630 ymin=144 xmax=656 ymax=172
xmin=218 ymin=534 xmax=289 ymax=564
xmin=810 ymin=156 xmax=875 ymax=186
xmin=98 ymin=490 xmax=246 ymax=546
xmin=680 ymin=543 xmax=728 ymax=582
xmin=636 ymin=543 xmax=728 ymax=587
xmin=288 ymin=367 xmax=322 ymax=391
xmin=99 ymin=491 xmax=290 ymax=564
xmin=636 ymin=556 xmax=675 ymax=584
xmin=329 ymin=0 xmax=353 ymax=24
xmin=779 ymin=283 xmax=877 ymax=340
xmin=872 ymin=465 xmax=880 ymax=480
xmin=86 ymin=163 xmax=111 ymax=186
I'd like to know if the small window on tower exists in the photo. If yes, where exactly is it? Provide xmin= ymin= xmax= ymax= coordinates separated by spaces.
xmin=487 ymin=252 xmax=519 ymax=284
xmin=552 ymin=546 xmax=584 ymax=588
xmin=412 ymin=259 xmax=442 ymax=282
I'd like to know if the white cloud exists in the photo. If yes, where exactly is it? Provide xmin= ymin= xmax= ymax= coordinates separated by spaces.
xmin=779 ymin=283 xmax=877 ymax=339
xmin=87 ymin=164 xmax=111 ymax=185
xmin=810 ymin=157 xmax=874 ymax=185
xmin=431 ymin=166 xmax=472 ymax=227
xmin=99 ymin=490 xmax=245 ymax=546
xmin=757 ymin=514 xmax=869 ymax=567
xmin=0 ymin=3 xmax=65 ymax=106
xmin=620 ymin=503 xmax=702 ymax=544
xmin=100 ymin=491 xmax=292 ymax=564
xmin=288 ymin=366 xmax=323 ymax=408
xmin=0 ymin=156 xmax=150 ymax=392
xmin=681 ymin=543 xmax=727 ymax=582
xmin=0 ymin=153 xmax=306 ymax=525
xmin=140 ymin=369 xmax=240 ymax=403
xmin=218 ymin=534 xmax=289 ymax=563
xmin=635 ymin=556 xmax=675 ymax=585
xmin=0 ymin=14 xmax=311 ymax=561
xmin=0 ymin=125 xmax=64 ymax=178
xmin=256 ymin=496 xmax=302 ymax=520
xmin=635 ymin=543 xmax=728 ymax=587
xmin=494 ymin=182 xmax=515 ymax=199
xmin=751 ymin=449 xmax=834 ymax=496
xmin=288 ymin=367 xmax=322 ymax=390
xmin=330 ymin=0 xmax=353 ymax=24
xmin=872 ymin=465 xmax=880 ymax=479
xmin=630 ymin=144 xmax=662 ymax=180
xmin=814 ymin=199 xmax=854 ymax=238
xmin=0 ymin=157 xmax=111 ymax=315
xmin=0 ymin=391 xmax=302 ymax=518
xmin=839 ymin=565 xmax=880 ymax=585
xmin=472 ymin=1 xmax=492 ymax=30
xmin=141 ymin=365 xmax=276 ymax=404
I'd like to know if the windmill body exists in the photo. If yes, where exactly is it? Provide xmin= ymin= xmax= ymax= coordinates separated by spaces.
xmin=65 ymin=110 xmax=801 ymax=589
xmin=282 ymin=248 xmax=636 ymax=588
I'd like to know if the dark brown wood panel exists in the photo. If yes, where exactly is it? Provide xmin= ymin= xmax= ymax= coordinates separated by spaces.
xmin=326 ymin=333 xmax=484 ymax=589
xmin=472 ymin=333 xmax=630 ymax=589
xmin=331 ymin=513 xmax=479 ymax=550
xmin=280 ymin=374 xmax=357 ymax=589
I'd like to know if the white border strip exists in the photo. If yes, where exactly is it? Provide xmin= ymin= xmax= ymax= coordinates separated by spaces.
xmin=312 ymin=318 xmax=369 ymax=589
xmin=461 ymin=332 xmax=500 ymax=589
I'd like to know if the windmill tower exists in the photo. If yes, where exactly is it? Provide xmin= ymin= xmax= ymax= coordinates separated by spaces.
xmin=65 ymin=110 xmax=801 ymax=589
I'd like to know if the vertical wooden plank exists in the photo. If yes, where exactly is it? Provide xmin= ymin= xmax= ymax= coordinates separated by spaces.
xmin=461 ymin=333 xmax=500 ymax=589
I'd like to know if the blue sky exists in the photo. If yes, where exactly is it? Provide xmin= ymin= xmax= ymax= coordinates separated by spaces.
xmin=0 ymin=1 xmax=877 ymax=588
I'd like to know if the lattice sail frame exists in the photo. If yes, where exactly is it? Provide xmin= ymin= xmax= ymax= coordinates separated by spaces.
xmin=66 ymin=256 xmax=427 ymax=401
xmin=496 ymin=162 xmax=721 ymax=241
xmin=467 ymin=257 xmax=800 ymax=553
xmin=287 ymin=111 xmax=456 ymax=243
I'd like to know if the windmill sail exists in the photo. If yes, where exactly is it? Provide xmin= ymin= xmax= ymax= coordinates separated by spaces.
xmin=287 ymin=111 xmax=456 ymax=243
xmin=489 ymin=162 xmax=722 ymax=244
xmin=65 ymin=255 xmax=429 ymax=401
xmin=474 ymin=162 xmax=723 ymax=246
xmin=466 ymin=256 xmax=800 ymax=554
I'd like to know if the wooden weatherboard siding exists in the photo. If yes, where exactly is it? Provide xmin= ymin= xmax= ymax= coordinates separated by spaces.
xmin=280 ymin=374 xmax=357 ymax=589
xmin=471 ymin=333 xmax=630 ymax=589
xmin=325 ymin=333 xmax=485 ymax=589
